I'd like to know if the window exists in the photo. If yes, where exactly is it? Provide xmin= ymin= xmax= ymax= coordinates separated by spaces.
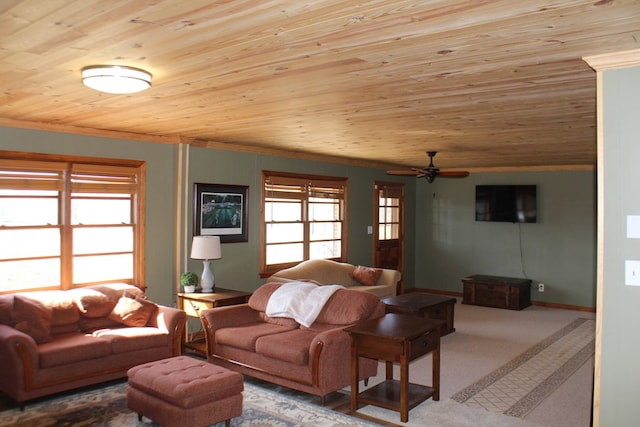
xmin=377 ymin=184 xmax=402 ymax=240
xmin=261 ymin=171 xmax=347 ymax=275
xmin=0 ymin=152 xmax=144 ymax=293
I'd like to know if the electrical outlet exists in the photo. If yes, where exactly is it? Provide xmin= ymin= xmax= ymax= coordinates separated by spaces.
xmin=538 ymin=283 xmax=545 ymax=292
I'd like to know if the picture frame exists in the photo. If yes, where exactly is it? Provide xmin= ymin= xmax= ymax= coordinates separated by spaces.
xmin=193 ymin=183 xmax=249 ymax=243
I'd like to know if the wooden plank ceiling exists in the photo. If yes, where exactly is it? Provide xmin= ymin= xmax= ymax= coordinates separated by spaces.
xmin=0 ymin=0 xmax=639 ymax=172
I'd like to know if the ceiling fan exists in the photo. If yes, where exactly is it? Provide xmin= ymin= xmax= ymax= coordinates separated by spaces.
xmin=387 ymin=151 xmax=470 ymax=183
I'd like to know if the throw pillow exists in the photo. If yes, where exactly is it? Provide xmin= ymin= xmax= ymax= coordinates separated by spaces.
xmin=108 ymin=296 xmax=158 ymax=327
xmin=350 ymin=265 xmax=383 ymax=286
xmin=70 ymin=288 xmax=116 ymax=318
xmin=41 ymin=292 xmax=80 ymax=327
xmin=12 ymin=295 xmax=53 ymax=343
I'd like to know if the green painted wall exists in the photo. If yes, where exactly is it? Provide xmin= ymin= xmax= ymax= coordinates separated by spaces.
xmin=413 ymin=169 xmax=597 ymax=308
xmin=0 ymin=125 xmax=597 ymax=309
xmin=598 ymin=65 xmax=640 ymax=426
xmin=183 ymin=146 xmax=416 ymax=293
xmin=0 ymin=128 xmax=413 ymax=305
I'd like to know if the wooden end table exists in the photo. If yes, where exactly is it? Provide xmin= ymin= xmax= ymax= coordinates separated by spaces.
xmin=176 ymin=288 xmax=251 ymax=356
xmin=382 ymin=293 xmax=456 ymax=335
xmin=344 ymin=314 xmax=443 ymax=422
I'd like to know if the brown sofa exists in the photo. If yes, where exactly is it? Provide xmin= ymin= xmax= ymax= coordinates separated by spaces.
xmin=0 ymin=283 xmax=186 ymax=406
xmin=200 ymin=281 xmax=385 ymax=403
xmin=267 ymin=259 xmax=401 ymax=299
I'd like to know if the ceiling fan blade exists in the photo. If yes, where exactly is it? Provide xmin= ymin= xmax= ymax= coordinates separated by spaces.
xmin=438 ymin=171 xmax=470 ymax=178
xmin=386 ymin=170 xmax=420 ymax=176
xmin=388 ymin=152 xmax=470 ymax=182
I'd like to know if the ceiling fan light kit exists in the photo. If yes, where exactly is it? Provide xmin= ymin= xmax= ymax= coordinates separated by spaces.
xmin=81 ymin=65 xmax=152 ymax=94
xmin=387 ymin=151 xmax=470 ymax=183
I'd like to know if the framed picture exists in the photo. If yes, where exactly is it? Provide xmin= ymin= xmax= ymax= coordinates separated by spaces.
xmin=193 ymin=183 xmax=249 ymax=243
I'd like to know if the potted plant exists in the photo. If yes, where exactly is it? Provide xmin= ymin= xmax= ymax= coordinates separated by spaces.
xmin=180 ymin=271 xmax=199 ymax=293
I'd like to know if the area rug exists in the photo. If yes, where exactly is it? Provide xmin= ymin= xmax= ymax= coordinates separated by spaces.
xmin=356 ymin=398 xmax=544 ymax=427
xmin=451 ymin=317 xmax=595 ymax=417
xmin=0 ymin=380 xmax=377 ymax=427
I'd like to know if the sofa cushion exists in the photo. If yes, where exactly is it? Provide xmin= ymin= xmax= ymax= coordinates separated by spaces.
xmin=312 ymin=288 xmax=379 ymax=325
xmin=269 ymin=259 xmax=359 ymax=286
xmin=71 ymin=288 xmax=116 ymax=318
xmin=38 ymin=333 xmax=112 ymax=368
xmin=350 ymin=265 xmax=383 ymax=286
xmin=12 ymin=295 xmax=52 ymax=344
xmin=216 ymin=322 xmax=296 ymax=352
xmin=39 ymin=292 xmax=80 ymax=329
xmin=92 ymin=327 xmax=168 ymax=353
xmin=258 ymin=312 xmax=300 ymax=328
xmin=78 ymin=316 xmax=123 ymax=333
xmin=89 ymin=283 xmax=145 ymax=300
xmin=0 ymin=295 xmax=14 ymax=325
xmin=248 ymin=282 xmax=281 ymax=312
xmin=249 ymin=282 xmax=332 ymax=327
xmin=255 ymin=329 xmax=316 ymax=365
xmin=301 ymin=322 xmax=341 ymax=333
xmin=108 ymin=296 xmax=158 ymax=327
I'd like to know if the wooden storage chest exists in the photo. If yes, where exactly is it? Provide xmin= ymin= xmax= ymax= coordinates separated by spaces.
xmin=462 ymin=274 xmax=531 ymax=310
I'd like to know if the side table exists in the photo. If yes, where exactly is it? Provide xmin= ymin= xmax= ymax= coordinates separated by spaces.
xmin=382 ymin=293 xmax=456 ymax=335
xmin=176 ymin=288 xmax=251 ymax=356
xmin=344 ymin=314 xmax=443 ymax=422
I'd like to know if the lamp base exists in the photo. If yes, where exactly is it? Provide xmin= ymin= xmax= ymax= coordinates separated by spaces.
xmin=200 ymin=259 xmax=215 ymax=293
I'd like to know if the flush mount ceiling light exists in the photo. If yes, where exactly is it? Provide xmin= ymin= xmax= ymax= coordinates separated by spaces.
xmin=81 ymin=65 xmax=152 ymax=94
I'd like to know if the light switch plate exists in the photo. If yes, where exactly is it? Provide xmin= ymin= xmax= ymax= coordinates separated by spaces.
xmin=627 ymin=216 xmax=640 ymax=238
xmin=625 ymin=260 xmax=640 ymax=286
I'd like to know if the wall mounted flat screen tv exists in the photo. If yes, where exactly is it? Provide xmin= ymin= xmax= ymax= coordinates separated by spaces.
xmin=475 ymin=185 xmax=537 ymax=223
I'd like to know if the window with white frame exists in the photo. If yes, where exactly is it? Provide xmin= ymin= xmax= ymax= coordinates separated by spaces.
xmin=0 ymin=153 xmax=144 ymax=293
xmin=261 ymin=171 xmax=347 ymax=275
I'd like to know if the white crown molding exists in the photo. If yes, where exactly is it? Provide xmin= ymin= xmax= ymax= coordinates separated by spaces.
xmin=584 ymin=48 xmax=640 ymax=71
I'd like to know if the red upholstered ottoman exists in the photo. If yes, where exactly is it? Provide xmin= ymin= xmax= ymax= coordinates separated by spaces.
xmin=127 ymin=356 xmax=243 ymax=427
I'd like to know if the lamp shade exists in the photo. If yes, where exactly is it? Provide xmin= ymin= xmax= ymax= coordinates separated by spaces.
xmin=82 ymin=65 xmax=152 ymax=94
xmin=190 ymin=236 xmax=222 ymax=260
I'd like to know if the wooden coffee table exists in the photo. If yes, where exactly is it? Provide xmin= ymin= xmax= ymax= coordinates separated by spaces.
xmin=382 ymin=293 xmax=456 ymax=336
xmin=344 ymin=314 xmax=442 ymax=422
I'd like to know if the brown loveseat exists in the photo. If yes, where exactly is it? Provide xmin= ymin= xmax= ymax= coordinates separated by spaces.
xmin=0 ymin=283 xmax=186 ymax=406
xmin=200 ymin=282 xmax=385 ymax=403
xmin=267 ymin=259 xmax=401 ymax=299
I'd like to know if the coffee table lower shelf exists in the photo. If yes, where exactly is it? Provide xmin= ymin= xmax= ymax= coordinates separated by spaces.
xmin=356 ymin=379 xmax=436 ymax=413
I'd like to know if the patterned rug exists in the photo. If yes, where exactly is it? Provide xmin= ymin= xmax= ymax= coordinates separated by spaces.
xmin=0 ymin=380 xmax=376 ymax=427
xmin=451 ymin=317 xmax=595 ymax=417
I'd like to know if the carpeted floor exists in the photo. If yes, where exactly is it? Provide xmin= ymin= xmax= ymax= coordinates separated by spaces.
xmin=0 ymin=379 xmax=376 ymax=427
xmin=451 ymin=317 xmax=595 ymax=417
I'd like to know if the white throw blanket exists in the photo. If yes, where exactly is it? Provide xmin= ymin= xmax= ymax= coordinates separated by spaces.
xmin=265 ymin=281 xmax=344 ymax=328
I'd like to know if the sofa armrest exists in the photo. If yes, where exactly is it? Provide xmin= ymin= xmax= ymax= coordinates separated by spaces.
xmin=200 ymin=304 xmax=260 ymax=330
xmin=310 ymin=325 xmax=380 ymax=390
xmin=0 ymin=324 xmax=39 ymax=396
xmin=378 ymin=268 xmax=401 ymax=287
xmin=200 ymin=304 xmax=261 ymax=357
xmin=149 ymin=305 xmax=187 ymax=356
xmin=309 ymin=328 xmax=353 ymax=386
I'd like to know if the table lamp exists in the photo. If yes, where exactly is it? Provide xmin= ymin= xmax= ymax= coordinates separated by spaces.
xmin=190 ymin=236 xmax=222 ymax=293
